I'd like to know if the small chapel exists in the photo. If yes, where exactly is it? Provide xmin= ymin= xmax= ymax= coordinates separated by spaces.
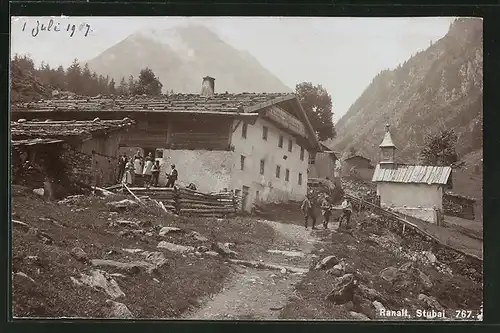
xmin=372 ymin=124 xmax=452 ymax=224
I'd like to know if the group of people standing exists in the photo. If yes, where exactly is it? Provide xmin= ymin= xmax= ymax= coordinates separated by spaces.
xmin=301 ymin=192 xmax=352 ymax=230
xmin=116 ymin=150 xmax=178 ymax=188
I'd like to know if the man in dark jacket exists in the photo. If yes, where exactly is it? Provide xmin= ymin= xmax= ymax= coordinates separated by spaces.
xmin=117 ymin=154 xmax=127 ymax=183
xmin=151 ymin=160 xmax=160 ymax=187
xmin=166 ymin=164 xmax=178 ymax=188
xmin=301 ymin=193 xmax=317 ymax=230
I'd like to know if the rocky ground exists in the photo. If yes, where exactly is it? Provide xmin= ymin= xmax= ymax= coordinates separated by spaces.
xmin=11 ymin=185 xmax=483 ymax=320
xmin=12 ymin=185 xmax=276 ymax=318
xmin=278 ymin=212 xmax=483 ymax=321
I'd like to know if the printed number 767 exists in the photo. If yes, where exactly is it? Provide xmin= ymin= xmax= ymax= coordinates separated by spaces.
xmin=455 ymin=310 xmax=473 ymax=319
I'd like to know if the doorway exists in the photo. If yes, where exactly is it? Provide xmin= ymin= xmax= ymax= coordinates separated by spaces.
xmin=242 ymin=186 xmax=250 ymax=212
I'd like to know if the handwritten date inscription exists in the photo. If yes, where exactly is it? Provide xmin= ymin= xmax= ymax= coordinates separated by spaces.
xmin=22 ymin=19 xmax=92 ymax=38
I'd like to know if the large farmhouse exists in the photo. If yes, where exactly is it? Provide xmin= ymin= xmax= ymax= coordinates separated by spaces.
xmin=11 ymin=76 xmax=322 ymax=211
xmin=372 ymin=124 xmax=452 ymax=224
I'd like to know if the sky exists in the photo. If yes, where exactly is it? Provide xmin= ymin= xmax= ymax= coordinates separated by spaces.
xmin=10 ymin=16 xmax=455 ymax=121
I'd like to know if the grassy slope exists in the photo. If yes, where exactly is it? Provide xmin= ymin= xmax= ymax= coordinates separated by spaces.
xmin=11 ymin=186 xmax=277 ymax=318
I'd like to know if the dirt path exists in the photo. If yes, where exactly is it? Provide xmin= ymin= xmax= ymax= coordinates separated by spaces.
xmin=184 ymin=219 xmax=327 ymax=320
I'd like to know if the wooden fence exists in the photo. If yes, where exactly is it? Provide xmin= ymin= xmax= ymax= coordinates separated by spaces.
xmin=344 ymin=191 xmax=483 ymax=264
xmin=123 ymin=187 xmax=241 ymax=217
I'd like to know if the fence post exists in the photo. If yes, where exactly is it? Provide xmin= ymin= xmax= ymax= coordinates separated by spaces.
xmin=174 ymin=187 xmax=180 ymax=215
xmin=232 ymin=193 xmax=237 ymax=215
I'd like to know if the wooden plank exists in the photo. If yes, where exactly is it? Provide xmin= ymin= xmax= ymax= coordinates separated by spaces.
xmin=178 ymin=203 xmax=234 ymax=209
xmin=179 ymin=208 xmax=236 ymax=213
xmin=178 ymin=198 xmax=233 ymax=204
xmin=263 ymin=106 xmax=307 ymax=138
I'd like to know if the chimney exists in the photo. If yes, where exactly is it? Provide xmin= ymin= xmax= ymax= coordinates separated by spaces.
xmin=201 ymin=76 xmax=215 ymax=97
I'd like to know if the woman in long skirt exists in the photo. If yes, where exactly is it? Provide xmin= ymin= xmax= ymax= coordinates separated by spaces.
xmin=123 ymin=158 xmax=135 ymax=185
xmin=143 ymin=152 xmax=154 ymax=187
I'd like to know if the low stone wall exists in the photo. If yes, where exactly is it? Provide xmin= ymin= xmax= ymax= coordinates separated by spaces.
xmin=391 ymin=207 xmax=436 ymax=224
xmin=443 ymin=193 xmax=475 ymax=220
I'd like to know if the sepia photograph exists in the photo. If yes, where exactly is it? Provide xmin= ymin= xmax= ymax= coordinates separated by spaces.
xmin=10 ymin=16 xmax=483 ymax=321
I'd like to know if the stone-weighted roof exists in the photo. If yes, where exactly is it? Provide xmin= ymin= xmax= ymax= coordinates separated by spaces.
xmin=11 ymin=93 xmax=294 ymax=114
xmin=11 ymin=118 xmax=136 ymax=141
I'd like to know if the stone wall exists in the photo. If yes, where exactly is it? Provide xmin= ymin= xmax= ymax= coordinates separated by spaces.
xmin=443 ymin=193 xmax=475 ymax=220
xmin=60 ymin=144 xmax=93 ymax=185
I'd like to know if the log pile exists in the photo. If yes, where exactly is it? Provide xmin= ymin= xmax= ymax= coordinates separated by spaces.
xmin=177 ymin=188 xmax=237 ymax=217
xmin=126 ymin=188 xmax=177 ymax=211
xmin=121 ymin=187 xmax=241 ymax=217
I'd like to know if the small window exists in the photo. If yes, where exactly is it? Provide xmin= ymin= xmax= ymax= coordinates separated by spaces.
xmin=285 ymin=169 xmax=290 ymax=181
xmin=298 ymin=173 xmax=302 ymax=185
xmin=278 ymin=135 xmax=284 ymax=148
xmin=155 ymin=149 xmax=163 ymax=158
xmin=262 ymin=126 xmax=268 ymax=140
xmin=300 ymin=146 xmax=305 ymax=161
xmin=276 ymin=165 xmax=281 ymax=178
xmin=309 ymin=153 xmax=316 ymax=165
xmin=288 ymin=139 xmax=293 ymax=152
xmin=240 ymin=155 xmax=246 ymax=170
xmin=256 ymin=190 xmax=260 ymax=201
xmin=242 ymin=122 xmax=248 ymax=139
xmin=260 ymin=159 xmax=265 ymax=175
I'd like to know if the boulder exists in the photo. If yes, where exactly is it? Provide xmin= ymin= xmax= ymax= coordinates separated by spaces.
xmin=267 ymin=249 xmax=306 ymax=258
xmin=212 ymin=242 xmax=238 ymax=257
xmin=103 ymin=300 xmax=133 ymax=319
xmin=122 ymin=248 xmax=143 ymax=254
xmin=372 ymin=300 xmax=385 ymax=313
xmin=327 ymin=267 xmax=344 ymax=277
xmin=399 ymin=261 xmax=415 ymax=272
xmin=326 ymin=273 xmax=358 ymax=304
xmin=74 ymin=270 xmax=125 ymax=299
xmin=33 ymin=188 xmax=44 ymax=196
xmin=115 ymin=220 xmax=140 ymax=228
xmin=380 ymin=267 xmax=399 ymax=283
xmin=71 ymin=247 xmax=88 ymax=263
xmin=393 ymin=262 xmax=433 ymax=293
xmin=357 ymin=284 xmax=385 ymax=303
xmin=159 ymin=226 xmax=182 ymax=236
xmin=141 ymin=251 xmax=168 ymax=269
xmin=90 ymin=259 xmax=155 ymax=275
xmin=349 ymin=311 xmax=370 ymax=320
xmin=157 ymin=241 xmax=195 ymax=254
xmin=106 ymin=199 xmax=139 ymax=211
xmin=189 ymin=231 xmax=209 ymax=242
xmin=418 ymin=294 xmax=444 ymax=312
xmin=422 ymin=251 xmax=437 ymax=264
xmin=196 ymin=246 xmax=210 ymax=253
xmin=357 ymin=299 xmax=377 ymax=319
xmin=204 ymin=251 xmax=219 ymax=257
xmin=418 ymin=271 xmax=433 ymax=290
xmin=25 ymin=255 xmax=42 ymax=266
xmin=315 ymin=255 xmax=339 ymax=270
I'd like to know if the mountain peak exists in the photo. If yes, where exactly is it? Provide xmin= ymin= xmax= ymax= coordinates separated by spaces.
xmin=84 ymin=24 xmax=290 ymax=94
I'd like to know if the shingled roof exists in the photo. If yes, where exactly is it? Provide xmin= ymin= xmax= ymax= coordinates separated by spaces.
xmin=11 ymin=93 xmax=294 ymax=114
xmin=11 ymin=92 xmax=323 ymax=151
xmin=11 ymin=118 xmax=136 ymax=141
xmin=372 ymin=164 xmax=452 ymax=185
xmin=12 ymin=138 xmax=64 ymax=147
